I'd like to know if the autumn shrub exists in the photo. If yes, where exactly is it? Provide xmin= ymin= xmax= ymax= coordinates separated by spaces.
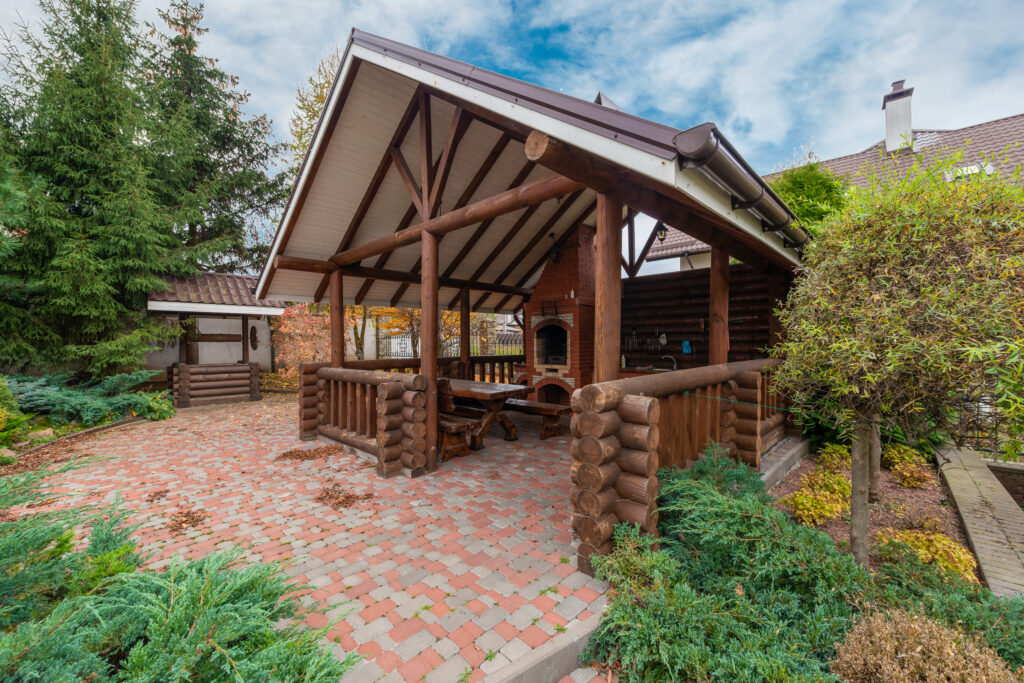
xmin=781 ymin=468 xmax=851 ymax=526
xmin=816 ymin=443 xmax=851 ymax=471
xmin=876 ymin=529 xmax=977 ymax=583
xmin=890 ymin=460 xmax=933 ymax=488
xmin=882 ymin=443 xmax=929 ymax=469
xmin=830 ymin=609 xmax=1021 ymax=682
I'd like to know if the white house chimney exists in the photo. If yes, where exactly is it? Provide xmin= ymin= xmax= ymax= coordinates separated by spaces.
xmin=882 ymin=79 xmax=914 ymax=152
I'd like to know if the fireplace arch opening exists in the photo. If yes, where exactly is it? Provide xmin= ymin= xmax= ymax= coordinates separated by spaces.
xmin=535 ymin=324 xmax=568 ymax=366
xmin=538 ymin=383 xmax=570 ymax=405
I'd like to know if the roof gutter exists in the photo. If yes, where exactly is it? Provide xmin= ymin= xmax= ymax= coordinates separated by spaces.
xmin=674 ymin=123 xmax=809 ymax=249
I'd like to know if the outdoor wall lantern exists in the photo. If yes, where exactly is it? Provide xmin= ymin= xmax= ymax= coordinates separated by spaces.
xmin=656 ymin=224 xmax=668 ymax=242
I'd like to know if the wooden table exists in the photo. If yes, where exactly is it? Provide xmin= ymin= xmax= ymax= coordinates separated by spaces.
xmin=448 ymin=379 xmax=533 ymax=450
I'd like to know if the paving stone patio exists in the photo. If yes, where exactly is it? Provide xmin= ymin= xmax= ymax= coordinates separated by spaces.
xmin=39 ymin=395 xmax=609 ymax=682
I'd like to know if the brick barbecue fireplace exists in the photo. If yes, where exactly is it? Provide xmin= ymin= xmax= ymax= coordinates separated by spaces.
xmin=522 ymin=224 xmax=596 ymax=405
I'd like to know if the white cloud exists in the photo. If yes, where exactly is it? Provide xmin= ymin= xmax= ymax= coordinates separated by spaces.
xmin=3 ymin=0 xmax=1023 ymax=171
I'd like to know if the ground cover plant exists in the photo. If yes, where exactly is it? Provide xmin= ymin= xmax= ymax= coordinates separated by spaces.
xmin=584 ymin=452 xmax=1024 ymax=681
xmin=5 ymin=371 xmax=173 ymax=426
xmin=0 ymin=461 xmax=358 ymax=680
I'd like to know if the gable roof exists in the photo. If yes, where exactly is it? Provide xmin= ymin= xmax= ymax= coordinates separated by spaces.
xmin=148 ymin=273 xmax=287 ymax=316
xmin=647 ymin=230 xmax=711 ymax=261
xmin=257 ymin=30 xmax=806 ymax=311
xmin=818 ymin=112 xmax=1024 ymax=184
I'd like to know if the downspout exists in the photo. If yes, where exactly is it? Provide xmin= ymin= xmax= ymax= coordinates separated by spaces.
xmin=674 ymin=123 xmax=809 ymax=250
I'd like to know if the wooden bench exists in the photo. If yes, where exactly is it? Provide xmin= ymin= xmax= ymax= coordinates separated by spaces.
xmin=438 ymin=378 xmax=482 ymax=460
xmin=504 ymin=398 xmax=571 ymax=439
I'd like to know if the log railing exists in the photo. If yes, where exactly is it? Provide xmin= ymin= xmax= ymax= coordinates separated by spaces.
xmin=570 ymin=357 xmax=783 ymax=575
xmin=170 ymin=362 xmax=262 ymax=408
xmin=297 ymin=363 xmax=430 ymax=479
xmin=344 ymin=354 xmax=525 ymax=383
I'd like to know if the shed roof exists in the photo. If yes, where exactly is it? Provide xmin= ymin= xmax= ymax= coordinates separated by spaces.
xmin=257 ymin=30 xmax=803 ymax=311
xmin=148 ymin=273 xmax=287 ymax=316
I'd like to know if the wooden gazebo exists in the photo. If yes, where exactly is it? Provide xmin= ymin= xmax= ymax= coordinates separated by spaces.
xmin=256 ymin=30 xmax=808 ymax=571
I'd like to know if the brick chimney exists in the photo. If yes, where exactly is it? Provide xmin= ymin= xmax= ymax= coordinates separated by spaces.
xmin=882 ymin=79 xmax=914 ymax=152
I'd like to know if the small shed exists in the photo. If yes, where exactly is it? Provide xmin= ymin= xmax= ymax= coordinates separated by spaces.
xmin=146 ymin=273 xmax=286 ymax=406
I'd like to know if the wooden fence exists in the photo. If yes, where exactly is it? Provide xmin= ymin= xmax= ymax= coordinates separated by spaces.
xmin=344 ymin=354 xmax=525 ymax=383
xmin=298 ymin=363 xmax=430 ymax=478
xmin=570 ymin=358 xmax=784 ymax=575
xmin=170 ymin=362 xmax=262 ymax=408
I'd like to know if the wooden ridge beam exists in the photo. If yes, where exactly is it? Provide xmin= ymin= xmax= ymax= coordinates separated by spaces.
xmin=274 ymin=257 xmax=533 ymax=297
xmin=330 ymin=174 xmax=584 ymax=268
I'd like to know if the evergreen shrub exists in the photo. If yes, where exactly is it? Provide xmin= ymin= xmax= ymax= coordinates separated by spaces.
xmin=585 ymin=451 xmax=1024 ymax=680
xmin=0 ymin=462 xmax=358 ymax=681
xmin=7 ymin=372 xmax=173 ymax=425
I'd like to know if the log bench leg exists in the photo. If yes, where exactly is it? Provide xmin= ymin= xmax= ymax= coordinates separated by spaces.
xmin=540 ymin=414 xmax=562 ymax=440
xmin=439 ymin=431 xmax=469 ymax=461
xmin=496 ymin=413 xmax=519 ymax=441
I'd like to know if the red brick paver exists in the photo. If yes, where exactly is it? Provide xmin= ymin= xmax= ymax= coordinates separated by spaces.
xmin=41 ymin=396 xmax=607 ymax=681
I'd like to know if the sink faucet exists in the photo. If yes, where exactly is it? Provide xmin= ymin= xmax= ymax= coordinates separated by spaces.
xmin=662 ymin=355 xmax=677 ymax=370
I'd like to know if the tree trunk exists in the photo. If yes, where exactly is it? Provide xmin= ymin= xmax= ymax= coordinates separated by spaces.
xmin=869 ymin=415 xmax=881 ymax=502
xmin=850 ymin=421 xmax=872 ymax=567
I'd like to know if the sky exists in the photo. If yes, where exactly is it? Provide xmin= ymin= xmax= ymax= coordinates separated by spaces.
xmin=3 ymin=0 xmax=1024 ymax=275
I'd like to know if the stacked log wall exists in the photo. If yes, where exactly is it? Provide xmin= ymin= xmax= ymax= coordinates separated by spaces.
xmin=571 ymin=389 xmax=661 ymax=576
xmin=299 ymin=362 xmax=329 ymax=439
xmin=620 ymin=264 xmax=777 ymax=369
xmin=171 ymin=362 xmax=263 ymax=408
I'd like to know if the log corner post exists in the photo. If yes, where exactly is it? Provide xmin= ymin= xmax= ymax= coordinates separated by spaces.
xmin=594 ymin=192 xmax=622 ymax=383
xmin=248 ymin=362 xmax=262 ymax=401
xmin=421 ymin=232 xmax=439 ymax=473
xmin=459 ymin=288 xmax=471 ymax=379
xmin=177 ymin=363 xmax=191 ymax=408
xmin=709 ymin=246 xmax=730 ymax=365
xmin=329 ymin=269 xmax=345 ymax=367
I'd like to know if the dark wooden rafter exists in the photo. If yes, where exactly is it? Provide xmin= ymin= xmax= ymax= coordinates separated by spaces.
xmin=353 ymin=104 xmax=472 ymax=305
xmin=391 ymin=145 xmax=424 ymax=217
xmin=312 ymin=86 xmax=423 ymax=301
xmin=440 ymin=160 xmax=535 ymax=309
xmin=488 ymin=198 xmax=597 ymax=312
xmin=259 ymin=61 xmax=363 ymax=298
xmin=630 ymin=221 xmax=662 ymax=278
xmin=626 ymin=208 xmax=635 ymax=272
xmin=471 ymin=189 xmax=586 ymax=311
xmin=418 ymin=89 xmax=433 ymax=213
xmin=387 ymin=114 xmax=500 ymax=306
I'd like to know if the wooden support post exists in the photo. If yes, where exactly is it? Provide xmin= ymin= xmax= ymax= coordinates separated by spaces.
xmin=459 ymin=288 xmax=471 ymax=377
xmin=240 ymin=315 xmax=249 ymax=364
xmin=178 ymin=314 xmax=188 ymax=364
xmin=421 ymin=232 xmax=439 ymax=472
xmin=329 ymin=269 xmax=345 ymax=367
xmin=709 ymin=246 xmax=730 ymax=365
xmin=595 ymin=193 xmax=622 ymax=383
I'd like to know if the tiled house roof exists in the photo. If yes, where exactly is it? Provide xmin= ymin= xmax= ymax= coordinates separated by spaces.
xmin=816 ymin=112 xmax=1024 ymax=186
xmin=649 ymin=111 xmax=1024 ymax=262
xmin=150 ymin=273 xmax=286 ymax=309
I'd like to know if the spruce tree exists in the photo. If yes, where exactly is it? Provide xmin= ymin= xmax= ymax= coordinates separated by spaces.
xmin=143 ymin=0 xmax=287 ymax=272
xmin=0 ymin=0 xmax=179 ymax=375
